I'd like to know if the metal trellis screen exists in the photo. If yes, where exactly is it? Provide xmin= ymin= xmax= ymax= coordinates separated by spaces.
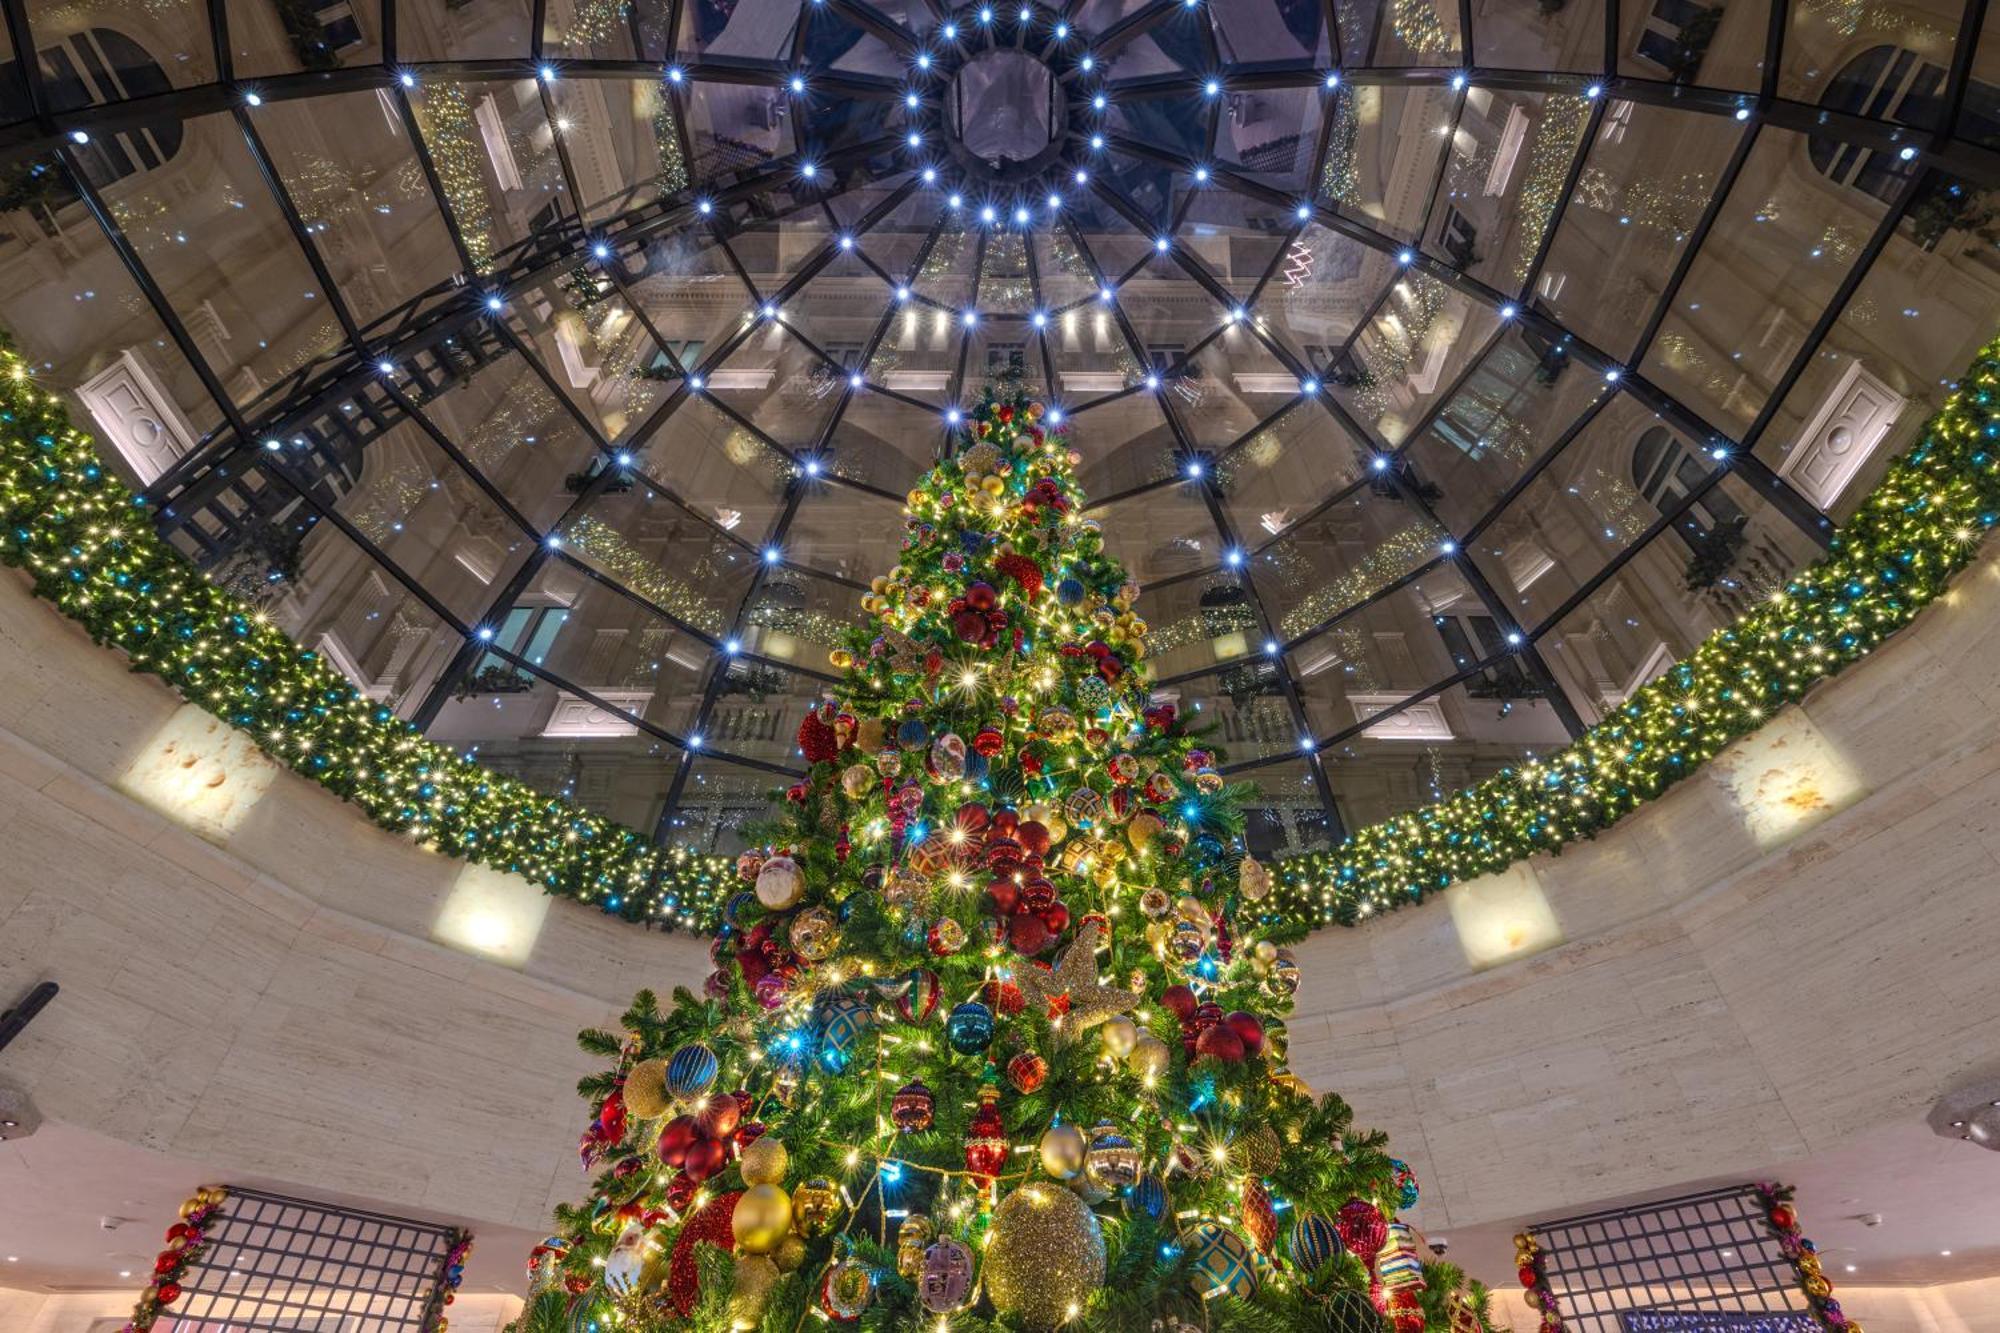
xmin=165 ymin=1188 xmax=463 ymax=1331
xmin=1528 ymin=1186 xmax=1817 ymax=1333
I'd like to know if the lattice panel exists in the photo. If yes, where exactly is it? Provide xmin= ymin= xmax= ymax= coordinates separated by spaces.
xmin=163 ymin=1188 xmax=461 ymax=1331
xmin=1529 ymin=1186 xmax=1816 ymax=1333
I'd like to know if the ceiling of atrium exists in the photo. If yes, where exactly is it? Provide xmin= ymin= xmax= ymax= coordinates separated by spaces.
xmin=0 ymin=0 xmax=1996 ymax=858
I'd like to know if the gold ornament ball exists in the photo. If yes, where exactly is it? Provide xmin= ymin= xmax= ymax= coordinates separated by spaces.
xmin=729 ymin=1254 xmax=781 ymax=1326
xmin=1129 ymin=1033 xmax=1172 ymax=1081
xmin=1039 ymin=1123 xmax=1088 ymax=1179
xmin=772 ymin=1234 xmax=807 ymax=1273
xmin=1139 ymin=887 xmax=1172 ymax=919
xmin=841 ymin=763 xmax=873 ymax=798
xmin=731 ymin=1183 xmax=793 ymax=1255
xmin=789 ymin=906 xmax=840 ymax=961
xmin=622 ymin=1059 xmax=671 ymax=1120
xmin=1100 ymin=1014 xmax=1139 ymax=1059
xmin=984 ymin=1182 xmax=1106 ymax=1329
xmin=1237 ymin=1123 xmax=1282 ymax=1176
xmin=739 ymin=1135 xmax=789 ymax=1187
xmin=792 ymin=1178 xmax=843 ymax=1237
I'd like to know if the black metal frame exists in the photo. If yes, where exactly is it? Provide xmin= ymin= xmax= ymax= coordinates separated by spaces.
xmin=1 ymin=0 xmax=1985 ymax=849
xmin=168 ymin=1186 xmax=462 ymax=1331
xmin=1529 ymin=1185 xmax=1816 ymax=1332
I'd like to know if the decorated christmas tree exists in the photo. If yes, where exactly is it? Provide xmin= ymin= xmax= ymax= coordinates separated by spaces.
xmin=512 ymin=385 xmax=1498 ymax=1333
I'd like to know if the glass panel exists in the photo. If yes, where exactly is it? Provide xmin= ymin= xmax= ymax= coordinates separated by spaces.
xmin=1218 ymin=400 xmax=1370 ymax=539
xmin=1253 ymin=229 xmax=1394 ymax=368
xmin=1399 ymin=322 xmax=1615 ymax=534
xmin=1641 ymin=126 xmax=1887 ymax=437
xmin=407 ymin=76 xmax=571 ymax=273
xmin=870 ymin=301 xmax=964 ymax=405
xmin=549 ymin=77 xmax=692 ymax=222
xmin=1069 ymin=393 xmax=1180 ymax=499
xmin=416 ymin=352 xmax=603 ymax=535
xmin=1472 ymin=0 xmax=1607 ymax=71
xmin=1751 ymin=182 xmax=2000 ymax=519
xmin=1476 ymin=390 xmax=1710 ymax=630
xmin=681 ymin=78 xmax=795 ymax=181
xmin=1290 ymin=563 xmax=1479 ymax=735
xmin=1231 ymin=755 xmax=1339 ymax=856
xmin=678 ymin=0 xmax=799 ymax=61
xmin=1217 ymin=86 xmax=1324 ymax=195
xmin=1781 ymin=20 xmax=1965 ymax=125
xmin=1327 ymin=273 xmax=1501 ymax=446
xmin=1320 ymin=83 xmax=1459 ymax=241
xmin=1256 ymin=484 xmax=1447 ymax=642
xmin=224 ymin=0 xmax=382 ymax=76
xmin=1210 ymin=0 xmax=1333 ymax=64
xmin=557 ymin=483 xmax=756 ymax=641
xmin=1137 ymin=571 xmax=1262 ymax=679
xmin=621 ymin=230 xmax=758 ymax=376
xmin=1174 ymin=188 xmax=1293 ymax=300
xmin=782 ymin=484 xmax=906 ymax=585
xmin=1172 ymin=331 xmax=1292 ymax=448
xmin=248 ymin=91 xmax=463 ymax=331
xmin=1538 ymin=99 xmax=1746 ymax=358
xmin=1617 ymin=0 xmax=1761 ymax=90
xmin=625 ymin=395 xmax=796 ymax=547
xmin=705 ymin=326 xmax=847 ymax=447
xmin=398 ymin=0 xmax=535 ymax=61
xmin=737 ymin=565 xmax=868 ymax=687
xmin=1322 ymin=677 xmax=1570 ymax=828
xmin=1423 ymin=88 xmax=1592 ymax=295
xmin=673 ymin=755 xmax=792 ymax=854
xmin=0 ymin=22 xmax=25 ymax=126
xmin=1167 ymin=662 xmax=1304 ymax=767
xmin=543 ymin=0 xmax=643 ymax=60
xmin=1094 ymin=485 xmax=1225 ymax=585
xmin=70 ymin=112 xmax=342 ymax=413
xmin=1335 ymin=0 xmax=1465 ymax=67
xmin=1964 ymin=7 xmax=2000 ymax=147
xmin=26 ymin=2 xmax=216 ymax=106
xmin=1048 ymin=302 xmax=1150 ymax=406
xmin=830 ymin=389 xmax=945 ymax=493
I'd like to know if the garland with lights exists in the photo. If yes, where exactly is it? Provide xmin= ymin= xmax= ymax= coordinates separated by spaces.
xmin=2 ymin=331 xmax=2000 ymax=940
xmin=510 ymin=382 xmax=1495 ymax=1332
xmin=0 ymin=343 xmax=733 ymax=929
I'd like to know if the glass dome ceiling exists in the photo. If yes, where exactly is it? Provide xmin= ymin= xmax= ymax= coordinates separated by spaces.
xmin=0 ymin=0 xmax=1996 ymax=859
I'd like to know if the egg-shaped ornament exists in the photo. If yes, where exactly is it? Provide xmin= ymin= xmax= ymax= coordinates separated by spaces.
xmin=984 ymin=1182 xmax=1106 ymax=1329
xmin=792 ymin=1178 xmax=844 ymax=1237
xmin=732 ymin=1183 xmax=793 ymax=1255
xmin=789 ymin=906 xmax=840 ymax=961
xmin=891 ymin=1079 xmax=936 ymax=1133
xmin=820 ymin=1258 xmax=876 ymax=1322
xmin=602 ymin=1223 xmax=647 ymax=1295
xmin=919 ymin=1238 xmax=978 ymax=1315
xmin=931 ymin=732 xmax=968 ymax=781
xmin=945 ymin=1001 xmax=996 ymax=1054
xmin=754 ymin=854 xmax=805 ymax=910
xmin=1127 ymin=1172 xmax=1170 ymax=1223
xmin=664 ymin=1043 xmax=719 ymax=1100
xmin=1189 ymin=1223 xmax=1260 ymax=1301
xmin=1288 ymin=1213 xmax=1344 ymax=1277
xmin=1264 ymin=948 xmax=1301 ymax=998
xmin=1084 ymin=1122 xmax=1141 ymax=1192
xmin=1039 ymin=1122 xmax=1087 ymax=1179
xmin=892 ymin=967 xmax=942 ymax=1024
xmin=1239 ymin=855 xmax=1273 ymax=901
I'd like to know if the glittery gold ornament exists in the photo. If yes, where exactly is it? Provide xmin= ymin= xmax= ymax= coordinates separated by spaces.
xmin=897 ymin=1216 xmax=934 ymax=1279
xmin=1129 ymin=1033 xmax=1172 ymax=1081
xmin=739 ymin=1135 xmax=788 ymax=1186
xmin=792 ymin=1178 xmax=842 ymax=1236
xmin=772 ymin=1234 xmax=807 ymax=1273
xmin=1238 ymin=1122 xmax=1283 ymax=1176
xmin=984 ymin=1182 xmax=1106 ymax=1328
xmin=732 ymin=1183 xmax=793 ymax=1255
xmin=1239 ymin=855 xmax=1272 ymax=901
xmin=729 ymin=1254 xmax=780 ymax=1325
xmin=621 ymin=1059 xmax=671 ymax=1120
xmin=1010 ymin=920 xmax=1141 ymax=1036
xmin=1039 ymin=1122 xmax=1088 ymax=1179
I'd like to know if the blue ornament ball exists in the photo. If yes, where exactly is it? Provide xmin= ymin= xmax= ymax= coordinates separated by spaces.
xmin=1126 ymin=1173 xmax=1169 ymax=1223
xmin=963 ymin=750 xmax=990 ymax=782
xmin=1287 ymin=1212 xmax=1343 ymax=1275
xmin=724 ymin=890 xmax=758 ymax=927
xmin=1056 ymin=577 xmax=1086 ymax=605
xmin=897 ymin=716 xmax=930 ymax=750
xmin=1189 ymin=1223 xmax=1258 ymax=1300
xmin=944 ymin=1001 xmax=996 ymax=1054
xmin=664 ymin=1043 xmax=719 ymax=1100
xmin=816 ymin=996 xmax=873 ymax=1073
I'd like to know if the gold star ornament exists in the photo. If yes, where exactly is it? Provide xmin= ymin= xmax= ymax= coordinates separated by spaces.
xmin=1013 ymin=920 xmax=1142 ymax=1041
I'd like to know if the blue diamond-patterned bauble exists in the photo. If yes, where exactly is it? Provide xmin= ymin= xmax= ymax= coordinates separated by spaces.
xmin=815 ymin=996 xmax=873 ymax=1073
xmin=1189 ymin=1223 xmax=1259 ymax=1301
xmin=1287 ymin=1212 xmax=1343 ymax=1275
xmin=944 ymin=1001 xmax=995 ymax=1054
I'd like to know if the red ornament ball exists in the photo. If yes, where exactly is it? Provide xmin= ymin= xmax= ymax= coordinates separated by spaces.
xmin=696 ymin=1096 xmax=741 ymax=1140
xmin=1769 ymin=1204 xmax=1797 ymax=1230
xmin=1040 ymin=900 xmax=1071 ymax=935
xmin=1195 ymin=1023 xmax=1245 ymax=1063
xmin=154 ymin=1252 xmax=180 ymax=1275
xmin=657 ymin=1115 xmax=699 ymax=1167
xmin=1162 ymin=984 xmax=1198 ymax=1021
xmin=982 ymin=979 xmax=1026 ymax=1016
xmin=682 ymin=1135 xmax=728 ymax=1183
xmin=1008 ymin=911 xmax=1052 ymax=956
xmin=1519 ymin=1265 xmax=1540 ymax=1288
xmin=155 ymin=1282 xmax=182 ymax=1306
xmin=1223 ymin=1011 xmax=1265 ymax=1056
xmin=1016 ymin=820 xmax=1052 ymax=856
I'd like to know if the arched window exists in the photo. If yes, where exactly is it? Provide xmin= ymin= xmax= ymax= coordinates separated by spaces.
xmin=36 ymin=29 xmax=183 ymax=185
xmin=1808 ymin=45 xmax=1935 ymax=203
xmin=1633 ymin=425 xmax=1744 ymax=551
